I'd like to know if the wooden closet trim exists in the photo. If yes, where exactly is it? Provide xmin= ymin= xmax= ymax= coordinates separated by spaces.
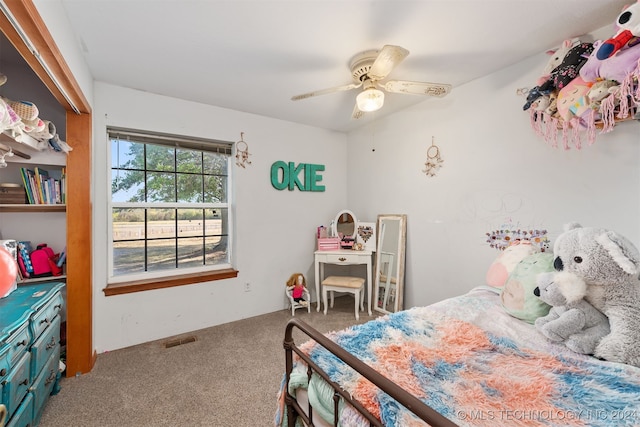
xmin=0 ymin=1 xmax=90 ymax=114
xmin=1 ymin=0 xmax=95 ymax=376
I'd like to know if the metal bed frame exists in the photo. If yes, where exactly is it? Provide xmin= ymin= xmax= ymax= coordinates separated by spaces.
xmin=283 ymin=318 xmax=458 ymax=427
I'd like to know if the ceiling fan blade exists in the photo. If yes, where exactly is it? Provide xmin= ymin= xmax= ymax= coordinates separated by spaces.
xmin=367 ymin=45 xmax=410 ymax=81
xmin=351 ymin=104 xmax=365 ymax=120
xmin=381 ymin=80 xmax=452 ymax=97
xmin=291 ymin=82 xmax=362 ymax=101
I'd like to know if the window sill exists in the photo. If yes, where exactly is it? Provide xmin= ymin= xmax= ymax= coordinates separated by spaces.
xmin=103 ymin=268 xmax=239 ymax=296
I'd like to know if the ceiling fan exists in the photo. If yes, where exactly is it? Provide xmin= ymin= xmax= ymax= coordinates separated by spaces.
xmin=291 ymin=45 xmax=451 ymax=119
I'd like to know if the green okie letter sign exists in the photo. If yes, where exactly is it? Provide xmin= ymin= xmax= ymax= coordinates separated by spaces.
xmin=270 ymin=161 xmax=325 ymax=192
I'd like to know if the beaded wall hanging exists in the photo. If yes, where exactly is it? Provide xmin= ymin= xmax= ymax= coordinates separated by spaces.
xmin=486 ymin=227 xmax=550 ymax=251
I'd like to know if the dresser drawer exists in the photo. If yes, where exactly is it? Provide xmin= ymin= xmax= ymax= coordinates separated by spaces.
xmin=0 ymin=342 xmax=10 ymax=379
xmin=30 ymin=346 xmax=60 ymax=426
xmin=5 ymin=391 xmax=33 ymax=427
xmin=1 ymin=351 xmax=30 ymax=419
xmin=0 ymin=282 xmax=65 ymax=427
xmin=323 ymin=253 xmax=361 ymax=264
xmin=4 ymin=324 xmax=31 ymax=370
xmin=30 ymin=292 xmax=63 ymax=341
xmin=30 ymin=316 xmax=60 ymax=384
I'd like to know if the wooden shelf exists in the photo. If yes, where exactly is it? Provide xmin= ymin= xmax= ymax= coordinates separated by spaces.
xmin=0 ymin=204 xmax=65 ymax=212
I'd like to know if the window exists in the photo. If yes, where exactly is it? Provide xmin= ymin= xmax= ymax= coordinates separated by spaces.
xmin=105 ymin=127 xmax=236 ymax=294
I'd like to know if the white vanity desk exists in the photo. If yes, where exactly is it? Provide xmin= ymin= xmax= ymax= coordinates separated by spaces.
xmin=314 ymin=249 xmax=373 ymax=316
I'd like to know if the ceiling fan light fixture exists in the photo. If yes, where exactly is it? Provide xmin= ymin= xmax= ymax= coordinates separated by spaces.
xmin=356 ymin=87 xmax=385 ymax=112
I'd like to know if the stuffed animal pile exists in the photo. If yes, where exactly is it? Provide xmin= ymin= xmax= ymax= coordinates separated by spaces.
xmin=0 ymin=72 xmax=71 ymax=153
xmin=523 ymin=1 xmax=640 ymax=149
xmin=535 ymin=223 xmax=640 ymax=367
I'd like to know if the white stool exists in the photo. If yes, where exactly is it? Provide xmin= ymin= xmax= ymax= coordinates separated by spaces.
xmin=322 ymin=276 xmax=365 ymax=320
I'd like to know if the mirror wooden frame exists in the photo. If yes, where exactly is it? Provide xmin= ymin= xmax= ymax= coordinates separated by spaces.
xmin=373 ymin=214 xmax=407 ymax=314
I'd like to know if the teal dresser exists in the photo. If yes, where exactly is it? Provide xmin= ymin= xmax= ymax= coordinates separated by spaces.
xmin=0 ymin=282 xmax=65 ymax=427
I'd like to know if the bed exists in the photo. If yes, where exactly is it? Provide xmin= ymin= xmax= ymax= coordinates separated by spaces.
xmin=275 ymin=286 xmax=640 ymax=426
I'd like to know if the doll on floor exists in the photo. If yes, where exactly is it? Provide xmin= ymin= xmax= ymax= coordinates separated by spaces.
xmin=286 ymin=273 xmax=309 ymax=306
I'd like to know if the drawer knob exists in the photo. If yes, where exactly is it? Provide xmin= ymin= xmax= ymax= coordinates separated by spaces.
xmin=40 ymin=318 xmax=51 ymax=325
xmin=46 ymin=336 xmax=57 ymax=350
xmin=338 ymin=257 xmax=346 ymax=261
xmin=19 ymin=378 xmax=28 ymax=386
xmin=16 ymin=339 xmax=27 ymax=347
xmin=0 ymin=368 xmax=6 ymax=376
xmin=45 ymin=369 xmax=56 ymax=385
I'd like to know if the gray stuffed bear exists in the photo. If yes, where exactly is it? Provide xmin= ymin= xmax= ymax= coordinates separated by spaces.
xmin=552 ymin=223 xmax=640 ymax=367
xmin=533 ymin=271 xmax=610 ymax=354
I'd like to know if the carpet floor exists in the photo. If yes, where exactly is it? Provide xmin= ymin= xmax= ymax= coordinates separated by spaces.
xmin=38 ymin=296 xmax=380 ymax=427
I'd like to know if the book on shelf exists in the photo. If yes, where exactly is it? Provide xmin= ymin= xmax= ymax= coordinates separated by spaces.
xmin=60 ymin=167 xmax=66 ymax=204
xmin=57 ymin=246 xmax=66 ymax=268
xmin=20 ymin=167 xmax=36 ymax=204
xmin=34 ymin=167 xmax=48 ymax=203
xmin=19 ymin=166 xmax=66 ymax=205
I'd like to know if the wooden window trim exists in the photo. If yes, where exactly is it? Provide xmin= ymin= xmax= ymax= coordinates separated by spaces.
xmin=103 ymin=268 xmax=238 ymax=296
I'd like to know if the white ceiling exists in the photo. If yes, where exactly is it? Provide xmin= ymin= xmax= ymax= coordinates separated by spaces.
xmin=56 ymin=0 xmax=629 ymax=133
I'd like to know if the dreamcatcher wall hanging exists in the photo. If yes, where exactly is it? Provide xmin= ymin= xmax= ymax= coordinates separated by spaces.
xmin=235 ymin=132 xmax=252 ymax=168
xmin=423 ymin=136 xmax=443 ymax=177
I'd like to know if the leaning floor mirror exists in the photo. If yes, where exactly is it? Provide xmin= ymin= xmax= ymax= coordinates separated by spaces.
xmin=374 ymin=214 xmax=407 ymax=314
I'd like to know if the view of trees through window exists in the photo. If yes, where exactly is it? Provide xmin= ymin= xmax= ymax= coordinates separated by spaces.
xmin=110 ymin=133 xmax=230 ymax=277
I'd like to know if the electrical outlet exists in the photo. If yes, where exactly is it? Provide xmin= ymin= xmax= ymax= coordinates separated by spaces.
xmin=244 ymin=282 xmax=251 ymax=292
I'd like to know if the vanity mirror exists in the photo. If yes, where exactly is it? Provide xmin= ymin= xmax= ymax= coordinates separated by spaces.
xmin=331 ymin=209 xmax=357 ymax=240
xmin=373 ymin=214 xmax=407 ymax=314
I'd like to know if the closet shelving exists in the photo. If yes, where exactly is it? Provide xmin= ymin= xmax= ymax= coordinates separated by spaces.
xmin=0 ymin=131 xmax=67 ymax=212
xmin=1 ymin=124 xmax=67 ymax=287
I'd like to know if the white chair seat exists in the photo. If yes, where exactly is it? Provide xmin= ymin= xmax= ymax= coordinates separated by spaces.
xmin=322 ymin=275 xmax=365 ymax=320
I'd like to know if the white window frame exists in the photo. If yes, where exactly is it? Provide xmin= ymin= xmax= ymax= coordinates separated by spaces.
xmin=105 ymin=127 xmax=234 ymax=287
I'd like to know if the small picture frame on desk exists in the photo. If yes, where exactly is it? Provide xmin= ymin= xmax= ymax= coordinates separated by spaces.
xmin=356 ymin=222 xmax=376 ymax=252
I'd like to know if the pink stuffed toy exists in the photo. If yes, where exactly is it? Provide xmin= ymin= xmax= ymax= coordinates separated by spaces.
xmin=556 ymin=76 xmax=594 ymax=122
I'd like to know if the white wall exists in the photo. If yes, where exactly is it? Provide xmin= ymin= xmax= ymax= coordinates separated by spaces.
xmin=32 ymin=0 xmax=350 ymax=353
xmin=33 ymin=0 xmax=94 ymax=107
xmin=347 ymin=52 xmax=640 ymax=309
xmin=32 ymin=5 xmax=640 ymax=352
xmin=92 ymin=82 xmax=348 ymax=352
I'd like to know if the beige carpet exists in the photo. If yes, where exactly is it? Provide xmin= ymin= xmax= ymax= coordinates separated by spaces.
xmin=39 ymin=296 xmax=381 ymax=427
